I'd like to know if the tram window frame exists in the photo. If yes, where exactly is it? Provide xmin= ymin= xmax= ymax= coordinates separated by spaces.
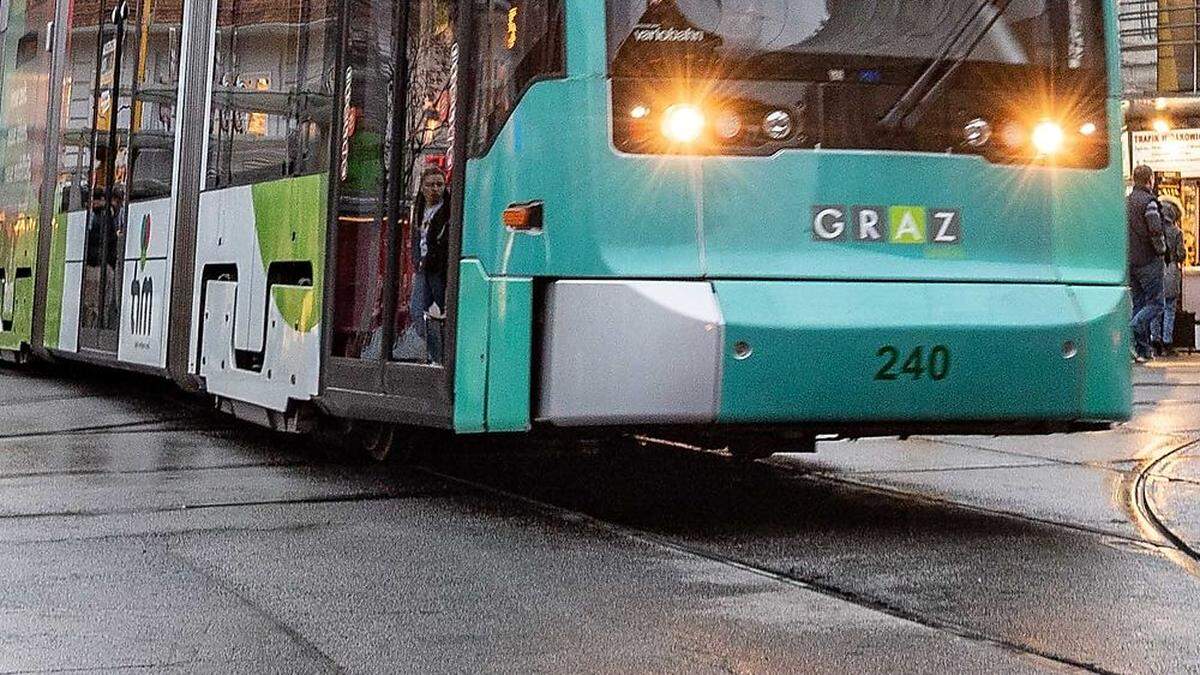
xmin=56 ymin=0 xmax=104 ymax=215
xmin=465 ymin=0 xmax=565 ymax=159
xmin=126 ymin=0 xmax=185 ymax=203
xmin=204 ymin=0 xmax=336 ymax=191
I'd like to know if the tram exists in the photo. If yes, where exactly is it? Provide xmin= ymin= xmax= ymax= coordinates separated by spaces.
xmin=0 ymin=0 xmax=1130 ymax=457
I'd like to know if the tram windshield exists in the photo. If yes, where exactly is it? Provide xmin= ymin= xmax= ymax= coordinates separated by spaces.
xmin=607 ymin=0 xmax=1107 ymax=82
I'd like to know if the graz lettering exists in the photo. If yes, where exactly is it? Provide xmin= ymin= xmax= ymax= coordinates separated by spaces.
xmin=811 ymin=205 xmax=962 ymax=244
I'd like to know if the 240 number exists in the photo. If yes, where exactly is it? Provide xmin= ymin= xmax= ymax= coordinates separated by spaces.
xmin=875 ymin=345 xmax=951 ymax=381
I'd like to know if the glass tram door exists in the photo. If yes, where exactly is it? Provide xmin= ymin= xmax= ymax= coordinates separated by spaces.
xmin=325 ymin=0 xmax=459 ymax=417
xmin=77 ymin=0 xmax=137 ymax=352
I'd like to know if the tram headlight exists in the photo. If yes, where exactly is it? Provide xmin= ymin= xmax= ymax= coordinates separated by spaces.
xmin=763 ymin=109 xmax=793 ymax=140
xmin=963 ymin=118 xmax=992 ymax=147
xmin=1031 ymin=120 xmax=1065 ymax=156
xmin=661 ymin=104 xmax=705 ymax=144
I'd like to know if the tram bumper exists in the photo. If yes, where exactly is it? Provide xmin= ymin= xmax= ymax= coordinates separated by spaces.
xmin=711 ymin=281 xmax=1131 ymax=428
xmin=534 ymin=280 xmax=1131 ymax=430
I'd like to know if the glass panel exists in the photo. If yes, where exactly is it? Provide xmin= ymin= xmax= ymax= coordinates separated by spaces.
xmin=330 ymin=0 xmax=398 ymax=358
xmin=58 ymin=0 xmax=102 ymax=215
xmin=208 ymin=0 xmax=289 ymax=188
xmin=390 ymin=0 xmax=456 ymax=364
xmin=207 ymin=0 xmax=337 ymax=189
xmin=128 ymin=0 xmax=184 ymax=201
xmin=79 ymin=0 xmax=128 ymax=333
xmin=0 ymin=0 xmax=53 ymax=292
xmin=467 ymin=0 xmax=563 ymax=157
xmin=606 ymin=0 xmax=1107 ymax=81
xmin=289 ymin=0 xmax=336 ymax=177
xmin=82 ymin=0 xmax=140 ymax=333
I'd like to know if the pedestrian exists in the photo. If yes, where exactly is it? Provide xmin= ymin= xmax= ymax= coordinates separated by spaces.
xmin=1154 ymin=196 xmax=1187 ymax=356
xmin=410 ymin=165 xmax=450 ymax=362
xmin=1128 ymin=165 xmax=1167 ymax=363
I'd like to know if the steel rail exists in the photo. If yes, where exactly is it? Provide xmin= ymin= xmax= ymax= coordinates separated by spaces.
xmin=1131 ymin=438 xmax=1200 ymax=572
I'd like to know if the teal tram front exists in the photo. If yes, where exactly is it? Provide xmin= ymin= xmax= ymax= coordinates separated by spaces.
xmin=0 ymin=0 xmax=1130 ymax=456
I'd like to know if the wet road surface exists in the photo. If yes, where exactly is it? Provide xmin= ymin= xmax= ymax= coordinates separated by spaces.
xmin=0 ymin=361 xmax=1198 ymax=673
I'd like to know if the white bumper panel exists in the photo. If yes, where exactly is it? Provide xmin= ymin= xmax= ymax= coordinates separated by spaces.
xmin=536 ymin=280 xmax=724 ymax=426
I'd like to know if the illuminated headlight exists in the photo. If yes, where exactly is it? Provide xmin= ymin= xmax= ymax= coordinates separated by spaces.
xmin=661 ymin=104 xmax=705 ymax=143
xmin=763 ymin=109 xmax=793 ymax=140
xmin=1031 ymin=121 xmax=1065 ymax=156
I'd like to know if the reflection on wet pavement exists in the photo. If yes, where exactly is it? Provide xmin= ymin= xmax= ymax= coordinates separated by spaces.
xmin=2 ymin=358 xmax=1200 ymax=671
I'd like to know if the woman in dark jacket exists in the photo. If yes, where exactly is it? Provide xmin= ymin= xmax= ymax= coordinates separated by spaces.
xmin=410 ymin=166 xmax=450 ymax=361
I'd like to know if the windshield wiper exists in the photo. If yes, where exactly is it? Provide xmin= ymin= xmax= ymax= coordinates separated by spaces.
xmin=879 ymin=0 xmax=1016 ymax=131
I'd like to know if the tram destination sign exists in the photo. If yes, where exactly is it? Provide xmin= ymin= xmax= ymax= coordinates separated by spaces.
xmin=811 ymin=205 xmax=962 ymax=244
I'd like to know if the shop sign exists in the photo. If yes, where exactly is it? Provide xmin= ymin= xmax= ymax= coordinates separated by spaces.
xmin=1132 ymin=129 xmax=1200 ymax=176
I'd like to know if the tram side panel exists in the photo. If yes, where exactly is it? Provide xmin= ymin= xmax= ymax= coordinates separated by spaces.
xmin=34 ymin=0 xmax=186 ymax=370
xmin=0 ymin=0 xmax=53 ymax=357
xmin=45 ymin=210 xmax=86 ymax=352
xmin=42 ymin=15 xmax=98 ymax=358
xmin=116 ymin=198 xmax=172 ymax=366
xmin=190 ymin=178 xmax=325 ymax=412
xmin=182 ymin=0 xmax=333 ymax=413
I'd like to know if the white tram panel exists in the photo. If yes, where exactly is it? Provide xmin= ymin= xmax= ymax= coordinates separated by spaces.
xmin=117 ymin=198 xmax=172 ymax=367
xmin=191 ymin=185 xmax=319 ymax=411
xmin=56 ymin=210 xmax=89 ymax=353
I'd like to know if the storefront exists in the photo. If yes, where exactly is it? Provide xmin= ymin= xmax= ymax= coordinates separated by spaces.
xmin=1127 ymin=128 xmax=1200 ymax=266
xmin=1124 ymin=118 xmax=1200 ymax=347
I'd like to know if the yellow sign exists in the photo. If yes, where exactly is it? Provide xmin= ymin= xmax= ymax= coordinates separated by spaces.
xmin=506 ymin=6 xmax=518 ymax=49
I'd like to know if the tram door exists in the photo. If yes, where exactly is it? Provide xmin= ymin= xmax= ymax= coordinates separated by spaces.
xmin=325 ymin=0 xmax=459 ymax=415
xmin=76 ymin=0 xmax=138 ymax=352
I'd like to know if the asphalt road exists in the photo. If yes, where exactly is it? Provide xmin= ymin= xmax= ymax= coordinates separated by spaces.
xmin=0 ymin=359 xmax=1197 ymax=673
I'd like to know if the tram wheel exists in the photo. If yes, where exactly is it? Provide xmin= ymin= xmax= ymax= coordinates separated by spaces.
xmin=347 ymin=421 xmax=399 ymax=462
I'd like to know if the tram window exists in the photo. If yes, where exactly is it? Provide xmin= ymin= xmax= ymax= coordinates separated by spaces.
xmin=15 ymin=31 xmax=38 ymax=68
xmin=57 ymin=0 xmax=104 ymax=213
xmin=206 ymin=0 xmax=336 ymax=190
xmin=329 ymin=0 xmax=400 ymax=358
xmin=287 ymin=0 xmax=336 ymax=177
xmin=127 ymin=0 xmax=184 ymax=201
xmin=466 ymin=0 xmax=564 ymax=158
xmin=0 ymin=0 xmax=52 ymax=244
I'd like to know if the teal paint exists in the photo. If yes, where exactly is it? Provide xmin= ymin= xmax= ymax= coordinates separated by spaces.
xmin=1104 ymin=0 xmax=1122 ymax=98
xmin=463 ymin=79 xmax=705 ymax=278
xmin=1074 ymin=286 xmax=1134 ymax=419
xmin=463 ymin=78 xmax=1126 ymax=287
xmin=453 ymin=260 xmax=491 ymax=433
xmin=713 ymin=281 xmax=1130 ymax=423
xmin=566 ymin=0 xmax=607 ymax=78
xmin=485 ymin=277 xmax=533 ymax=432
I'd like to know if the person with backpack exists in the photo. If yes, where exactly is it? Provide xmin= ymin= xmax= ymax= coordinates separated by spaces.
xmin=1128 ymin=165 xmax=1167 ymax=362
xmin=1154 ymin=196 xmax=1188 ymax=356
